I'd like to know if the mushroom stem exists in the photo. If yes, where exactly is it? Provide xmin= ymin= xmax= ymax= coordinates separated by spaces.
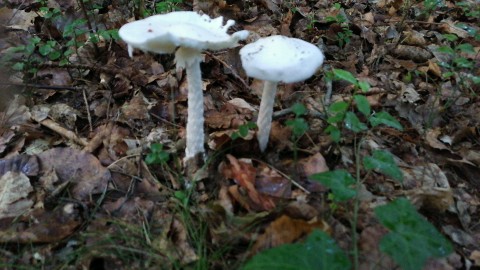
xmin=257 ymin=81 xmax=278 ymax=152
xmin=176 ymin=48 xmax=205 ymax=160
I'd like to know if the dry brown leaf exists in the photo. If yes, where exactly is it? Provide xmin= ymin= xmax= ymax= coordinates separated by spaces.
xmin=256 ymin=163 xmax=291 ymax=198
xmin=0 ymin=154 xmax=39 ymax=176
xmin=0 ymin=203 xmax=81 ymax=243
xmin=222 ymin=155 xmax=276 ymax=211
xmin=251 ymin=215 xmax=330 ymax=254
xmin=0 ymin=171 xmax=33 ymax=218
xmin=359 ymin=225 xmax=396 ymax=270
xmin=389 ymin=44 xmax=433 ymax=62
xmin=38 ymin=147 xmax=110 ymax=200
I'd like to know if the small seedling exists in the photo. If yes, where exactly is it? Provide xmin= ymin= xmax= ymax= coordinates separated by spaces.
xmin=145 ymin=143 xmax=170 ymax=164
xmin=231 ymin=122 xmax=257 ymax=140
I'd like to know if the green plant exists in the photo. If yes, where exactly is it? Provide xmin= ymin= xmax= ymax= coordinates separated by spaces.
xmin=325 ymin=3 xmax=353 ymax=47
xmin=243 ymin=230 xmax=351 ymax=270
xmin=285 ymin=103 xmax=309 ymax=161
xmin=422 ymin=0 xmax=445 ymax=15
xmin=155 ymin=0 xmax=183 ymax=13
xmin=145 ymin=143 xmax=170 ymax=165
xmin=231 ymin=122 xmax=257 ymax=140
xmin=242 ymin=69 xmax=452 ymax=270
xmin=437 ymin=35 xmax=480 ymax=94
xmin=2 ymin=0 xmax=120 ymax=74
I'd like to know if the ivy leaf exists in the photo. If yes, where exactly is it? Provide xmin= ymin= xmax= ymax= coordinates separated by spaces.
xmin=344 ymin=112 xmax=368 ymax=133
xmin=310 ymin=170 xmax=356 ymax=201
xmin=354 ymin=95 xmax=371 ymax=116
xmin=333 ymin=69 xmax=358 ymax=85
xmin=375 ymin=198 xmax=453 ymax=270
xmin=363 ymin=150 xmax=403 ymax=182
xmin=243 ymin=230 xmax=351 ymax=270
xmin=369 ymin=111 xmax=403 ymax=131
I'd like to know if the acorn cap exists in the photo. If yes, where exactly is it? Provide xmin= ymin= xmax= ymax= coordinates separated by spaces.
xmin=239 ymin=35 xmax=324 ymax=83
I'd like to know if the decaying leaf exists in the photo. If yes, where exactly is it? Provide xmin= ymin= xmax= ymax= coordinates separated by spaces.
xmin=38 ymin=147 xmax=110 ymax=200
xmin=0 ymin=154 xmax=39 ymax=176
xmin=0 ymin=171 xmax=34 ymax=218
xmin=251 ymin=215 xmax=330 ymax=254
xmin=221 ymin=155 xmax=276 ymax=211
xmin=0 ymin=203 xmax=81 ymax=243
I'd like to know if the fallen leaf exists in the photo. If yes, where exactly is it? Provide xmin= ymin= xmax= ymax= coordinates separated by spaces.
xmin=38 ymin=147 xmax=110 ymax=200
xmin=251 ymin=215 xmax=330 ymax=254
xmin=0 ymin=171 xmax=33 ymax=218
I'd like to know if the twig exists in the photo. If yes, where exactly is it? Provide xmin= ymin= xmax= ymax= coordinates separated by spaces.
xmin=0 ymin=82 xmax=80 ymax=91
xmin=34 ymin=118 xmax=88 ymax=146
xmin=205 ymin=51 xmax=250 ymax=90
xmin=82 ymin=87 xmax=93 ymax=132
xmin=252 ymin=158 xmax=311 ymax=194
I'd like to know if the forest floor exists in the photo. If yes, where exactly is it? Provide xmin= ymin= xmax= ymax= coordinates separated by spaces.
xmin=0 ymin=0 xmax=479 ymax=269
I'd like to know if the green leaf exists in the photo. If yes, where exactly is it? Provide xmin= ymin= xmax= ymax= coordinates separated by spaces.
xmin=325 ymin=125 xmax=341 ymax=143
xmin=369 ymin=111 xmax=403 ymax=130
xmin=353 ymin=95 xmax=371 ymax=116
xmin=437 ymin=46 xmax=455 ymax=55
xmin=442 ymin=34 xmax=458 ymax=42
xmin=358 ymin=81 xmax=370 ymax=92
xmin=363 ymin=150 xmax=403 ymax=181
xmin=38 ymin=44 xmax=52 ymax=56
xmin=333 ymin=69 xmax=358 ymax=85
xmin=286 ymin=118 xmax=309 ymax=138
xmin=12 ymin=62 xmax=24 ymax=71
xmin=455 ymin=43 xmax=475 ymax=53
xmin=48 ymin=51 xmax=61 ymax=60
xmin=291 ymin=103 xmax=307 ymax=116
xmin=375 ymin=198 xmax=453 ymax=270
xmin=327 ymin=101 xmax=348 ymax=124
xmin=243 ymin=230 xmax=351 ymax=270
xmin=453 ymin=57 xmax=473 ymax=68
xmin=344 ymin=112 xmax=368 ymax=133
xmin=310 ymin=170 xmax=356 ymax=201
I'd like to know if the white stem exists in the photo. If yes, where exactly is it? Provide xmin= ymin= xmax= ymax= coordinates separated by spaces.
xmin=256 ymin=81 xmax=278 ymax=152
xmin=176 ymin=48 xmax=205 ymax=160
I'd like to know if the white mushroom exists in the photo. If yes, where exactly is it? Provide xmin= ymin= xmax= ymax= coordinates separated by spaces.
xmin=119 ymin=11 xmax=249 ymax=160
xmin=239 ymin=35 xmax=324 ymax=152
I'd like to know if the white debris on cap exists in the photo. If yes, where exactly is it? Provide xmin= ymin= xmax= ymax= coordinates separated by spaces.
xmin=239 ymin=35 xmax=324 ymax=83
xmin=119 ymin=11 xmax=249 ymax=57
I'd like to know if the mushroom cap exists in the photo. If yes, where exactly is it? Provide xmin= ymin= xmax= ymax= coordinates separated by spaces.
xmin=119 ymin=11 xmax=249 ymax=56
xmin=239 ymin=35 xmax=324 ymax=83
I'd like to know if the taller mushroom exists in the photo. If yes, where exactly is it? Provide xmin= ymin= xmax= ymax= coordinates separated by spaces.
xmin=119 ymin=11 xmax=249 ymax=160
xmin=240 ymin=35 xmax=324 ymax=152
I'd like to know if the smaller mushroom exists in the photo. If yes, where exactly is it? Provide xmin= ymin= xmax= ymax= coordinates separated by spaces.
xmin=239 ymin=35 xmax=324 ymax=152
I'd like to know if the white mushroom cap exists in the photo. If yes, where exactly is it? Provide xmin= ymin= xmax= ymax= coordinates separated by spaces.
xmin=119 ymin=11 xmax=249 ymax=57
xmin=239 ymin=35 xmax=324 ymax=83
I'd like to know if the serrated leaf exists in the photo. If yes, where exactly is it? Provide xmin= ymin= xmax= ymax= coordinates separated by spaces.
xmin=344 ymin=112 xmax=368 ymax=133
xmin=375 ymin=198 xmax=453 ymax=270
xmin=369 ymin=111 xmax=403 ymax=130
xmin=310 ymin=170 xmax=356 ymax=201
xmin=333 ymin=69 xmax=358 ymax=85
xmin=354 ymin=95 xmax=371 ymax=116
xmin=243 ymin=230 xmax=351 ymax=270
xmin=363 ymin=150 xmax=403 ymax=181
